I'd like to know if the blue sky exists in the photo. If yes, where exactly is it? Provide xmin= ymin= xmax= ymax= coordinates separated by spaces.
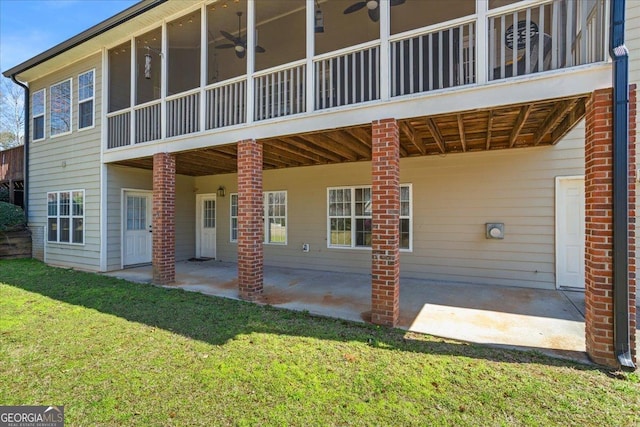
xmin=1 ymin=0 xmax=138 ymax=73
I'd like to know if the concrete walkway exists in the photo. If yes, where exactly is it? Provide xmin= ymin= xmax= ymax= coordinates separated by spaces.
xmin=105 ymin=260 xmax=631 ymax=365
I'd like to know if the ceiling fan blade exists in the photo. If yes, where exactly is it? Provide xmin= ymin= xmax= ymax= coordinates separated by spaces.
xmin=390 ymin=0 xmax=406 ymax=6
xmin=344 ymin=2 xmax=367 ymax=14
xmin=368 ymin=6 xmax=380 ymax=22
xmin=236 ymin=49 xmax=246 ymax=59
xmin=220 ymin=30 xmax=240 ymax=43
xmin=255 ymin=45 xmax=266 ymax=53
xmin=215 ymin=44 xmax=236 ymax=49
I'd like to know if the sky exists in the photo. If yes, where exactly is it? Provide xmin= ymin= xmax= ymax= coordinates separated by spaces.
xmin=1 ymin=0 xmax=139 ymax=74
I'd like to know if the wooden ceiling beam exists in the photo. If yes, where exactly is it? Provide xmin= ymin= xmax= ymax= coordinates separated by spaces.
xmin=324 ymin=131 xmax=371 ymax=159
xmin=509 ymin=104 xmax=532 ymax=148
xmin=551 ymin=98 xmax=587 ymax=144
xmin=486 ymin=110 xmax=494 ymax=150
xmin=267 ymin=141 xmax=328 ymax=164
xmin=281 ymin=136 xmax=345 ymax=163
xmin=534 ymin=99 xmax=578 ymax=145
xmin=456 ymin=115 xmax=467 ymax=152
xmin=344 ymin=126 xmax=372 ymax=148
xmin=425 ymin=118 xmax=446 ymax=154
xmin=311 ymin=134 xmax=359 ymax=161
xmin=267 ymin=145 xmax=315 ymax=166
xmin=400 ymin=120 xmax=426 ymax=155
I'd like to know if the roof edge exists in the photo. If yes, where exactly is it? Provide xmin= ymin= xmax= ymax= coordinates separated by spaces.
xmin=2 ymin=0 xmax=167 ymax=79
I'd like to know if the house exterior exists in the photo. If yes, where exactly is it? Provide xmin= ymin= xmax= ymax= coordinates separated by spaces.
xmin=0 ymin=145 xmax=25 ymax=207
xmin=2 ymin=0 xmax=638 ymax=368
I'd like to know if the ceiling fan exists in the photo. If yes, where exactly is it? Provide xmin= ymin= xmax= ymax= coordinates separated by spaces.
xmin=216 ymin=11 xmax=266 ymax=59
xmin=343 ymin=0 xmax=406 ymax=23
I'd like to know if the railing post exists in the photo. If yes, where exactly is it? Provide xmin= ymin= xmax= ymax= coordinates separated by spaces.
xmin=379 ymin=0 xmax=390 ymax=101
xmin=306 ymin=0 xmax=315 ymax=114
xmin=200 ymin=3 xmax=207 ymax=132
xmin=476 ymin=0 xmax=488 ymax=85
xmin=246 ymin=0 xmax=255 ymax=124
xmin=161 ymin=22 xmax=168 ymax=140
xmin=129 ymin=39 xmax=136 ymax=145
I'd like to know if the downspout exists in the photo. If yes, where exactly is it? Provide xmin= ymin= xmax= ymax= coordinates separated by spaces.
xmin=609 ymin=0 xmax=634 ymax=370
xmin=10 ymin=75 xmax=29 ymax=220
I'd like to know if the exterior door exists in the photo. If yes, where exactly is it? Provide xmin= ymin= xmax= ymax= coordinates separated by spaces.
xmin=556 ymin=177 xmax=585 ymax=289
xmin=123 ymin=191 xmax=152 ymax=266
xmin=196 ymin=194 xmax=216 ymax=259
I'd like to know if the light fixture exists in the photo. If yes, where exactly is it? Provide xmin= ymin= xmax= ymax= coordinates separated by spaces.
xmin=366 ymin=0 xmax=378 ymax=10
xmin=144 ymin=46 xmax=163 ymax=80
xmin=217 ymin=186 xmax=226 ymax=197
xmin=315 ymin=0 xmax=324 ymax=33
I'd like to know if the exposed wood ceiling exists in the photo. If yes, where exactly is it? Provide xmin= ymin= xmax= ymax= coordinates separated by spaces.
xmin=114 ymin=94 xmax=589 ymax=177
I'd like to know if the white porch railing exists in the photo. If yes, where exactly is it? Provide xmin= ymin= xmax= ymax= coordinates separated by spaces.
xmin=205 ymin=77 xmax=246 ymax=130
xmin=166 ymin=90 xmax=200 ymax=138
xmin=489 ymin=0 xmax=606 ymax=81
xmin=107 ymin=111 xmax=130 ymax=149
xmin=391 ymin=20 xmax=476 ymax=97
xmin=134 ymin=101 xmax=161 ymax=144
xmin=314 ymin=42 xmax=380 ymax=110
xmin=254 ymin=61 xmax=306 ymax=121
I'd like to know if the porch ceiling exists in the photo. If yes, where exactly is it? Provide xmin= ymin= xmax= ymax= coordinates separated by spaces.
xmin=113 ymin=94 xmax=588 ymax=177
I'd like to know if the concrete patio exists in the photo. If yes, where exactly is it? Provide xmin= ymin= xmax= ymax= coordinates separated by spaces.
xmin=105 ymin=259 xmax=638 ymax=365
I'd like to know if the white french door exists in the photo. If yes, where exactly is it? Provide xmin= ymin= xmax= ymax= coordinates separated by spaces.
xmin=123 ymin=191 xmax=152 ymax=266
xmin=196 ymin=194 xmax=217 ymax=259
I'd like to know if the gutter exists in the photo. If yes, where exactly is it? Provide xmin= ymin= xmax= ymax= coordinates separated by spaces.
xmin=2 ymin=0 xmax=167 ymax=78
xmin=10 ymin=75 xmax=29 ymax=220
xmin=609 ymin=0 xmax=634 ymax=370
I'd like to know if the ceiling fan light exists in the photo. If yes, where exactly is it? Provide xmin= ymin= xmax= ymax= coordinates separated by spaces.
xmin=235 ymin=45 xmax=245 ymax=53
xmin=366 ymin=0 xmax=378 ymax=10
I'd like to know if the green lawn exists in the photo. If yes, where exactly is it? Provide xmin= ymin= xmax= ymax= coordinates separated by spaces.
xmin=1 ymin=259 xmax=638 ymax=426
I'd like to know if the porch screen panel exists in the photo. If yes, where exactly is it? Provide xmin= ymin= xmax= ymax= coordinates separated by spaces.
xmin=108 ymin=42 xmax=131 ymax=113
xmin=168 ymin=11 xmax=201 ymax=96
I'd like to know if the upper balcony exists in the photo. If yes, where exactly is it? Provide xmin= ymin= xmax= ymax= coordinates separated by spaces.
xmin=105 ymin=0 xmax=608 ymax=155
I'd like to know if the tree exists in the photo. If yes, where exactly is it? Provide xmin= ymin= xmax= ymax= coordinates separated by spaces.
xmin=0 ymin=78 xmax=25 ymax=149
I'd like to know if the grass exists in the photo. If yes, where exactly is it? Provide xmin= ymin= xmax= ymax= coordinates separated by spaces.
xmin=1 ymin=259 xmax=639 ymax=426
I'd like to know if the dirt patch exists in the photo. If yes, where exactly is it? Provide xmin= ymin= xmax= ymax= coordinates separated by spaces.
xmin=288 ymin=280 xmax=300 ymax=287
xmin=219 ymin=279 xmax=239 ymax=289
xmin=321 ymin=293 xmax=353 ymax=307
xmin=258 ymin=289 xmax=293 ymax=305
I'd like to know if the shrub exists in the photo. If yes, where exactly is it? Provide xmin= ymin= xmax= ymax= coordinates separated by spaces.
xmin=0 ymin=201 xmax=26 ymax=232
xmin=0 ymin=187 xmax=9 ymax=203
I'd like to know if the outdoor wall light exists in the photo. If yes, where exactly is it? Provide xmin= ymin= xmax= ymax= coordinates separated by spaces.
xmin=485 ymin=223 xmax=504 ymax=239
xmin=217 ymin=186 xmax=226 ymax=197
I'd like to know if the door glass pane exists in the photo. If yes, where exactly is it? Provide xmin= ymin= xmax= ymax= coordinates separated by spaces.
xmin=204 ymin=199 xmax=216 ymax=228
xmin=127 ymin=196 xmax=147 ymax=230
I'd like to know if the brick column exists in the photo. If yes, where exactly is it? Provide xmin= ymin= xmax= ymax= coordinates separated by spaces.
xmin=371 ymin=118 xmax=400 ymax=326
xmin=237 ymin=139 xmax=263 ymax=300
xmin=152 ymin=152 xmax=176 ymax=285
xmin=585 ymin=86 xmax=637 ymax=367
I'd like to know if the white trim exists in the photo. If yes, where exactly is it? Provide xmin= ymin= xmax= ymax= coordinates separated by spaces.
xmin=46 ymin=189 xmax=85 ymax=245
xmin=78 ymin=68 xmax=96 ymax=130
xmin=195 ymin=193 xmax=217 ymax=258
xmin=326 ymin=184 xmax=412 ymax=252
xmin=264 ymin=190 xmax=287 ymax=245
xmin=32 ymin=88 xmax=46 ymax=141
xmin=49 ymin=78 xmax=73 ymax=138
xmin=100 ymin=48 xmax=108 ymax=271
xmin=246 ymin=0 xmax=255 ymax=124
xmin=555 ymin=175 xmax=585 ymax=290
xmin=120 ymin=188 xmax=153 ymax=269
xmin=230 ymin=193 xmax=238 ymax=243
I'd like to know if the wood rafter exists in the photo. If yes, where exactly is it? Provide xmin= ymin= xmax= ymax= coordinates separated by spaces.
xmin=551 ymin=98 xmax=586 ymax=144
xmin=486 ymin=111 xmax=494 ymax=150
xmin=344 ymin=127 xmax=372 ymax=149
xmin=322 ymin=132 xmax=368 ymax=159
xmin=456 ymin=115 xmax=467 ymax=152
xmin=534 ymin=99 xmax=578 ymax=145
xmin=509 ymin=104 xmax=532 ymax=148
xmin=425 ymin=118 xmax=446 ymax=154
xmin=400 ymin=120 xmax=426 ymax=155
xmin=281 ymin=137 xmax=345 ymax=163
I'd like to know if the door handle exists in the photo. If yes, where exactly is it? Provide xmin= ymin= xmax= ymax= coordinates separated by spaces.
xmin=148 ymin=225 xmax=153 ymax=233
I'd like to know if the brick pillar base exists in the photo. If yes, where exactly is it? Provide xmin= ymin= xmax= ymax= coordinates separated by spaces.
xmin=152 ymin=152 xmax=175 ymax=285
xmin=371 ymin=118 xmax=400 ymax=326
xmin=237 ymin=139 xmax=263 ymax=300
xmin=585 ymin=86 xmax=637 ymax=367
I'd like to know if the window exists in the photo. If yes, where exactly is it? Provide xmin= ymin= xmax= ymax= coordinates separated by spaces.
xmin=78 ymin=70 xmax=94 ymax=129
xmin=230 ymin=194 xmax=238 ymax=242
xmin=328 ymin=185 xmax=412 ymax=250
xmin=230 ymin=191 xmax=287 ymax=244
xmin=32 ymin=89 xmax=45 ymax=141
xmin=50 ymin=79 xmax=72 ymax=136
xmin=47 ymin=190 xmax=84 ymax=244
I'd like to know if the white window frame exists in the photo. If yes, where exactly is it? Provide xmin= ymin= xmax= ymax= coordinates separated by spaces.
xmin=229 ymin=191 xmax=288 ymax=245
xmin=78 ymin=69 xmax=95 ymax=130
xmin=327 ymin=184 xmax=412 ymax=252
xmin=32 ymin=89 xmax=46 ymax=141
xmin=50 ymin=78 xmax=73 ymax=137
xmin=47 ymin=190 xmax=85 ymax=245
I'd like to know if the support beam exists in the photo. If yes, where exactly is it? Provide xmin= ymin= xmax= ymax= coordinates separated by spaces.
xmin=237 ymin=139 xmax=264 ymax=300
xmin=425 ymin=118 xmax=446 ymax=154
xmin=400 ymin=120 xmax=426 ymax=155
xmin=486 ymin=110 xmax=494 ymax=150
xmin=534 ymin=99 xmax=577 ymax=145
xmin=509 ymin=105 xmax=532 ymax=148
xmin=371 ymin=118 xmax=400 ymax=327
xmin=152 ymin=152 xmax=175 ymax=285
xmin=456 ymin=115 xmax=467 ymax=152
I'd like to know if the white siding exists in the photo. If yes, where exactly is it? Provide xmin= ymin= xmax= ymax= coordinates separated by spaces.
xmin=28 ymin=53 xmax=102 ymax=271
xmin=195 ymin=125 xmax=584 ymax=290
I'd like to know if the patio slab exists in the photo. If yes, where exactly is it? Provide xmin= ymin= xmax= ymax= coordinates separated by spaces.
xmin=105 ymin=260 xmax=624 ymax=365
